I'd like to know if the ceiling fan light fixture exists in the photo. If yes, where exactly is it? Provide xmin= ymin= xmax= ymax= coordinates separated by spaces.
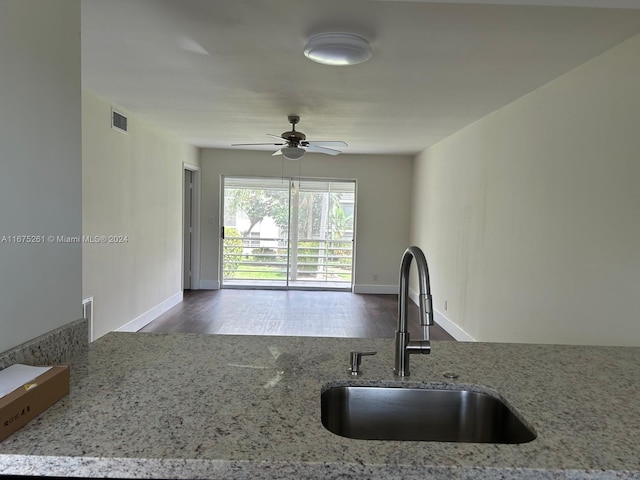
xmin=282 ymin=146 xmax=305 ymax=160
xmin=304 ymin=33 xmax=372 ymax=66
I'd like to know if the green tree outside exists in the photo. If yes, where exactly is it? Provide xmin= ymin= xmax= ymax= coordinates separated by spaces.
xmin=223 ymin=227 xmax=243 ymax=276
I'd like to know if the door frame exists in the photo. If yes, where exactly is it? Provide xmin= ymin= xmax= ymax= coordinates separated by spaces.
xmin=183 ymin=163 xmax=201 ymax=290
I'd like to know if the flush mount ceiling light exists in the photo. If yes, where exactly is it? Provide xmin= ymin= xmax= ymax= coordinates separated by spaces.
xmin=282 ymin=146 xmax=305 ymax=160
xmin=304 ymin=33 xmax=372 ymax=66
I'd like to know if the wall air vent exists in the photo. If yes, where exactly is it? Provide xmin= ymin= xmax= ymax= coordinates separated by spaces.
xmin=111 ymin=108 xmax=128 ymax=134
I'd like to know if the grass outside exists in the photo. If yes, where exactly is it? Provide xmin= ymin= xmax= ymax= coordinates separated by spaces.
xmin=224 ymin=264 xmax=351 ymax=281
xmin=226 ymin=264 xmax=287 ymax=280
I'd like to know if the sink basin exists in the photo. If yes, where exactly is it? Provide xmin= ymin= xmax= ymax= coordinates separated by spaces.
xmin=321 ymin=385 xmax=536 ymax=443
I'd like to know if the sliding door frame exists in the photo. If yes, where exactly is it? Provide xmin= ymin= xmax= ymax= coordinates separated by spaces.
xmin=220 ymin=175 xmax=357 ymax=291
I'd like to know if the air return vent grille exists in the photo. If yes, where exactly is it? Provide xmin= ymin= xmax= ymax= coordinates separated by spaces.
xmin=111 ymin=108 xmax=128 ymax=134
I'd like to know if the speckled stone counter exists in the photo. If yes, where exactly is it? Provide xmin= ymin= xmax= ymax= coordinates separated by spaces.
xmin=0 ymin=332 xmax=638 ymax=479
xmin=0 ymin=319 xmax=87 ymax=370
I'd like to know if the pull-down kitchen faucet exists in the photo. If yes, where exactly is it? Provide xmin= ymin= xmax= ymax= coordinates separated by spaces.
xmin=394 ymin=246 xmax=434 ymax=377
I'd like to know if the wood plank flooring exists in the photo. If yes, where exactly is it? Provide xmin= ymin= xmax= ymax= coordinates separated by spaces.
xmin=140 ymin=289 xmax=456 ymax=340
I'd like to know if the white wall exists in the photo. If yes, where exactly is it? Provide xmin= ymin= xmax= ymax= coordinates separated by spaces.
xmin=411 ymin=34 xmax=640 ymax=346
xmin=0 ymin=0 xmax=82 ymax=353
xmin=199 ymin=149 xmax=413 ymax=292
xmin=82 ymin=91 xmax=198 ymax=339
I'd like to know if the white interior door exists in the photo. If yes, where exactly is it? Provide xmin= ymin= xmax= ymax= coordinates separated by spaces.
xmin=183 ymin=169 xmax=193 ymax=289
xmin=183 ymin=165 xmax=200 ymax=290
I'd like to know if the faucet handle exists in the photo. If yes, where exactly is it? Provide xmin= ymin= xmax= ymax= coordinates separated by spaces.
xmin=349 ymin=351 xmax=377 ymax=376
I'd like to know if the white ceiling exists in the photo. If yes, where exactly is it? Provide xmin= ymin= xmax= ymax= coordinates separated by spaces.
xmin=81 ymin=0 xmax=640 ymax=155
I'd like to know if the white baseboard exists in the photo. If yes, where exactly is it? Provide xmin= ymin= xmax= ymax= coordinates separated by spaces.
xmin=408 ymin=288 xmax=475 ymax=342
xmin=199 ymin=280 xmax=220 ymax=290
xmin=353 ymin=284 xmax=397 ymax=294
xmin=117 ymin=291 xmax=183 ymax=332
xmin=433 ymin=309 xmax=475 ymax=342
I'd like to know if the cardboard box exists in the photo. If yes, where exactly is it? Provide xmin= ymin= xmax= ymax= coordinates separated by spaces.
xmin=0 ymin=365 xmax=70 ymax=442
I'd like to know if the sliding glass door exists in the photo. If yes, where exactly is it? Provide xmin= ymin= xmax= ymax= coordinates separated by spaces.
xmin=221 ymin=176 xmax=355 ymax=290
xmin=288 ymin=179 xmax=355 ymax=288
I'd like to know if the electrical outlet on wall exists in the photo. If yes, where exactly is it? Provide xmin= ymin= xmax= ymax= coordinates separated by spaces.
xmin=444 ymin=300 xmax=448 ymax=311
xmin=373 ymin=273 xmax=379 ymax=282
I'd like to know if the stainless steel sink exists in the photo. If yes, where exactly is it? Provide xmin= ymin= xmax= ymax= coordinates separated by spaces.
xmin=321 ymin=385 xmax=536 ymax=443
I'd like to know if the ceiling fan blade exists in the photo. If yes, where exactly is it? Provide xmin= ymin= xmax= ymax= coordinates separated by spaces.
xmin=305 ymin=140 xmax=348 ymax=147
xmin=231 ymin=142 xmax=285 ymax=146
xmin=267 ymin=134 xmax=287 ymax=141
xmin=305 ymin=144 xmax=342 ymax=155
xmin=272 ymin=149 xmax=283 ymax=156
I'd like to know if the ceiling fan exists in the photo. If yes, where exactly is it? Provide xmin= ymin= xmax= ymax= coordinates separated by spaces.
xmin=231 ymin=115 xmax=348 ymax=160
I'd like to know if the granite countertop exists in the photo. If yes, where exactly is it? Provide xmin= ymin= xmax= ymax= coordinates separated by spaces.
xmin=0 ymin=332 xmax=638 ymax=479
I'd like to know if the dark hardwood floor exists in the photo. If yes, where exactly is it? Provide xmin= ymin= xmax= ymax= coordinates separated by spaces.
xmin=140 ymin=289 xmax=456 ymax=340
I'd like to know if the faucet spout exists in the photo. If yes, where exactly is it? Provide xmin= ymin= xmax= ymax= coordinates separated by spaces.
xmin=394 ymin=246 xmax=434 ymax=377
